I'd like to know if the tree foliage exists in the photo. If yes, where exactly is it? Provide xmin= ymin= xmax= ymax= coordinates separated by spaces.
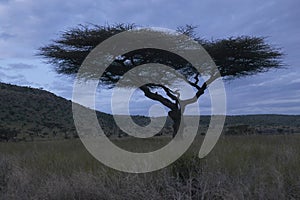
xmin=38 ymin=23 xmax=283 ymax=137
xmin=38 ymin=23 xmax=282 ymax=77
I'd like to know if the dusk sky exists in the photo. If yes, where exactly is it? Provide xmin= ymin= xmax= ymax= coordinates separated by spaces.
xmin=0 ymin=0 xmax=299 ymax=115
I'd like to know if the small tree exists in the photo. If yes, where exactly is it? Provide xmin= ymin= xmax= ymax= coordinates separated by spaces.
xmin=38 ymin=23 xmax=283 ymax=137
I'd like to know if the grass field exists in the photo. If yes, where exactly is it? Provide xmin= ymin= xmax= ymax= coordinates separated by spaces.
xmin=1 ymin=135 xmax=300 ymax=199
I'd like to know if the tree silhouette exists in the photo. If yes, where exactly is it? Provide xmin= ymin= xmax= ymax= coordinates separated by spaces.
xmin=38 ymin=23 xmax=283 ymax=137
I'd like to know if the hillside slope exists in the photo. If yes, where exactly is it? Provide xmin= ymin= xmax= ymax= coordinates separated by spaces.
xmin=0 ymin=82 xmax=148 ymax=141
xmin=0 ymin=83 xmax=76 ymax=140
xmin=0 ymin=82 xmax=299 ymax=141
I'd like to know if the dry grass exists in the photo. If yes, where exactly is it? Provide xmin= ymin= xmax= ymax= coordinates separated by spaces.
xmin=1 ymin=135 xmax=300 ymax=199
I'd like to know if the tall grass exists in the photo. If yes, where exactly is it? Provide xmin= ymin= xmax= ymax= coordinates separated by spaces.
xmin=1 ymin=135 xmax=300 ymax=199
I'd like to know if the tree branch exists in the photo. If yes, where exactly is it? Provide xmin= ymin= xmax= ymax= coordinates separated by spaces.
xmin=181 ymin=73 xmax=220 ymax=110
xmin=188 ymin=72 xmax=201 ymax=91
xmin=147 ymin=83 xmax=178 ymax=103
xmin=139 ymin=85 xmax=177 ymax=110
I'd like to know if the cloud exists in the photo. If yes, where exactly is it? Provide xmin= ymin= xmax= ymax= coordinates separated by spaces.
xmin=8 ymin=63 xmax=36 ymax=69
xmin=0 ymin=32 xmax=14 ymax=40
xmin=0 ymin=0 xmax=9 ymax=5
xmin=0 ymin=62 xmax=37 ymax=70
xmin=223 ymin=68 xmax=300 ymax=115
xmin=0 ymin=71 xmax=23 ymax=80
xmin=0 ymin=71 xmax=31 ymax=86
xmin=0 ymin=0 xmax=299 ymax=115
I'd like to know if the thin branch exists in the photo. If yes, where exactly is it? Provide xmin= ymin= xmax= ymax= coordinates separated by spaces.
xmin=188 ymin=72 xmax=201 ymax=91
xmin=139 ymin=85 xmax=177 ymax=110
xmin=181 ymin=73 xmax=220 ymax=110
xmin=147 ymin=83 xmax=178 ymax=103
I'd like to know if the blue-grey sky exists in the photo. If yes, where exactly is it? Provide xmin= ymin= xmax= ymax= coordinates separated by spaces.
xmin=0 ymin=0 xmax=299 ymax=115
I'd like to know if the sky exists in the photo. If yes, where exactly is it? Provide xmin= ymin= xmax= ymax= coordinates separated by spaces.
xmin=0 ymin=0 xmax=299 ymax=116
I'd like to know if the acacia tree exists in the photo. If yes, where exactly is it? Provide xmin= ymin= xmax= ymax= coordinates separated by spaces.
xmin=38 ymin=23 xmax=283 ymax=137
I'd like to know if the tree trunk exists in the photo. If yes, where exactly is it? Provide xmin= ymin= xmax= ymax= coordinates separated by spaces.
xmin=168 ymin=109 xmax=182 ymax=138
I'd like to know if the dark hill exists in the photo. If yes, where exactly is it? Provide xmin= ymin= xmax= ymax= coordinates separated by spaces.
xmin=0 ymin=82 xmax=149 ymax=141
xmin=0 ymin=82 xmax=76 ymax=140
xmin=0 ymin=82 xmax=299 ymax=141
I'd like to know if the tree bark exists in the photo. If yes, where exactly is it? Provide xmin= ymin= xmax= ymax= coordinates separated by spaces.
xmin=168 ymin=109 xmax=182 ymax=138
